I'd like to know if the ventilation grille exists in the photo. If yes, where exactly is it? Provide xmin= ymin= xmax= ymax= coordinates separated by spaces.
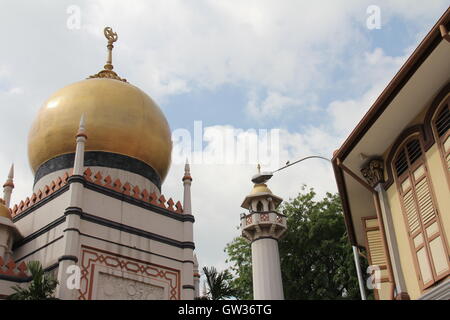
xmin=395 ymin=139 xmax=423 ymax=177
xmin=435 ymin=104 xmax=449 ymax=138
xmin=395 ymin=150 xmax=408 ymax=177
xmin=406 ymin=139 xmax=422 ymax=165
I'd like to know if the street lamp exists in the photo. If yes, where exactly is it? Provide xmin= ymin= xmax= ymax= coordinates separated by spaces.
xmin=251 ymin=155 xmax=367 ymax=300
xmin=251 ymin=155 xmax=331 ymax=184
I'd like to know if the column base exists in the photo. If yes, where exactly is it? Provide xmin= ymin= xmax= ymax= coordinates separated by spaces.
xmin=395 ymin=292 xmax=410 ymax=300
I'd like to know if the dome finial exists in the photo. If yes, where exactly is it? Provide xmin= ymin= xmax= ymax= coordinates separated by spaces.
xmin=104 ymin=27 xmax=118 ymax=71
xmin=88 ymin=27 xmax=127 ymax=82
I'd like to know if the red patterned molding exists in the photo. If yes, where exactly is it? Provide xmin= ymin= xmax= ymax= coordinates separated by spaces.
xmin=0 ymin=257 xmax=28 ymax=277
xmin=83 ymin=168 xmax=184 ymax=214
xmin=78 ymin=245 xmax=180 ymax=300
xmin=10 ymin=171 xmax=71 ymax=218
xmin=10 ymin=167 xmax=184 ymax=218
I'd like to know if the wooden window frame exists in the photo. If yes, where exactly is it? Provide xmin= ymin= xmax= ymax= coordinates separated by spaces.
xmin=430 ymin=94 xmax=450 ymax=188
xmin=393 ymin=133 xmax=450 ymax=290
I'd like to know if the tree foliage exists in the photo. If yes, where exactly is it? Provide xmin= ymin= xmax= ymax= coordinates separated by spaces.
xmin=225 ymin=186 xmax=370 ymax=300
xmin=8 ymin=261 xmax=59 ymax=300
xmin=202 ymin=266 xmax=236 ymax=300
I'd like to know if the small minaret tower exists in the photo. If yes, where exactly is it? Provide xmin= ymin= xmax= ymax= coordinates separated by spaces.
xmin=0 ymin=165 xmax=18 ymax=260
xmin=182 ymin=159 xmax=195 ymax=299
xmin=240 ymin=165 xmax=287 ymax=300
xmin=182 ymin=159 xmax=192 ymax=215
xmin=3 ymin=164 xmax=14 ymax=208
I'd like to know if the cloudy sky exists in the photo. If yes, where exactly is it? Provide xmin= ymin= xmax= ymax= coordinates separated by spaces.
xmin=0 ymin=1 xmax=449 ymax=274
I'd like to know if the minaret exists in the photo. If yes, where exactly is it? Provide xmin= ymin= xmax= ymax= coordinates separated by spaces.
xmin=182 ymin=159 xmax=195 ymax=299
xmin=183 ymin=159 xmax=192 ymax=215
xmin=56 ymin=114 xmax=86 ymax=300
xmin=3 ymin=164 xmax=14 ymax=208
xmin=240 ymin=166 xmax=287 ymax=300
xmin=0 ymin=198 xmax=20 ymax=260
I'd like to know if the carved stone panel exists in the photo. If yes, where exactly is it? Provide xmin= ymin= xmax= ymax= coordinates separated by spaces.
xmin=96 ymin=273 xmax=164 ymax=300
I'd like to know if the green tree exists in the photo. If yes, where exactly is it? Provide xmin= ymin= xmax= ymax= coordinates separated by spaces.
xmin=8 ymin=261 xmax=59 ymax=300
xmin=225 ymin=186 xmax=370 ymax=300
xmin=202 ymin=266 xmax=236 ymax=300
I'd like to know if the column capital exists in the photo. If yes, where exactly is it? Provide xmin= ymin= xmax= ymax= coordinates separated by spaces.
xmin=360 ymin=157 xmax=384 ymax=187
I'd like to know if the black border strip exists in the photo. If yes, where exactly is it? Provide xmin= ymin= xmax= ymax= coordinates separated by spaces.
xmin=12 ymin=181 xmax=194 ymax=224
xmin=34 ymin=151 xmax=162 ymax=190
xmin=83 ymin=181 xmax=195 ymax=223
xmin=79 ymin=232 xmax=194 ymax=265
xmin=12 ymin=185 xmax=70 ymax=223
xmin=80 ymin=212 xmax=195 ymax=250
xmin=182 ymin=285 xmax=195 ymax=290
xmin=14 ymin=236 xmax=64 ymax=263
xmin=12 ymin=216 xmax=66 ymax=250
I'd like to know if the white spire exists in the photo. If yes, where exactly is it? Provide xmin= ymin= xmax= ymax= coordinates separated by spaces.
xmin=184 ymin=158 xmax=190 ymax=174
xmin=7 ymin=164 xmax=14 ymax=180
xmin=73 ymin=114 xmax=87 ymax=176
xmin=79 ymin=113 xmax=86 ymax=133
xmin=3 ymin=163 xmax=14 ymax=208
xmin=182 ymin=159 xmax=192 ymax=215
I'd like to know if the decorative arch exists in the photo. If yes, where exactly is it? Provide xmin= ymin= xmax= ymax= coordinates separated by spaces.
xmin=425 ymin=82 xmax=450 ymax=185
xmin=423 ymin=81 xmax=450 ymax=150
xmin=384 ymin=125 xmax=428 ymax=190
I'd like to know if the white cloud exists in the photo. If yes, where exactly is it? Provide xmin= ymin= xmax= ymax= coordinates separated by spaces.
xmin=328 ymin=47 xmax=410 ymax=138
xmin=246 ymin=91 xmax=303 ymax=121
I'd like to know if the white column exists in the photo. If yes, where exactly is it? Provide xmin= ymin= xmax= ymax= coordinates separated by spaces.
xmin=182 ymin=160 xmax=194 ymax=299
xmin=251 ymin=238 xmax=284 ymax=300
xmin=3 ymin=164 xmax=14 ymax=208
xmin=56 ymin=115 xmax=86 ymax=300
xmin=375 ymin=184 xmax=408 ymax=297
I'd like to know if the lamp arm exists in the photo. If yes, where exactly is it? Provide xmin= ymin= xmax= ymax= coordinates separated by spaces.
xmin=272 ymin=155 xmax=331 ymax=174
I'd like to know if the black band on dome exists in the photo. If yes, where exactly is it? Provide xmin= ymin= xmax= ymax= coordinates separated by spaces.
xmin=34 ymin=151 xmax=162 ymax=190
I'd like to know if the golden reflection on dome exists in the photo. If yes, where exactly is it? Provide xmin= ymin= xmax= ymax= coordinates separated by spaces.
xmin=28 ymin=78 xmax=172 ymax=182
xmin=250 ymin=183 xmax=273 ymax=195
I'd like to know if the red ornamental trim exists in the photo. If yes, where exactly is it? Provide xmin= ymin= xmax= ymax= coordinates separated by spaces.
xmin=0 ymin=257 xmax=27 ymax=277
xmin=84 ymin=168 xmax=184 ymax=214
xmin=78 ymin=246 xmax=180 ymax=300
xmin=11 ymin=171 xmax=71 ymax=217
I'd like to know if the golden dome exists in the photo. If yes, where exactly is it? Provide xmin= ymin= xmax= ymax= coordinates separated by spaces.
xmin=250 ymin=183 xmax=273 ymax=195
xmin=28 ymin=78 xmax=172 ymax=182
xmin=0 ymin=199 xmax=11 ymax=220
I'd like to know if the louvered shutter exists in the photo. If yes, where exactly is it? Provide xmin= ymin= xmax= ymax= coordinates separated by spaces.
xmin=396 ymin=137 xmax=450 ymax=288
xmin=363 ymin=217 xmax=393 ymax=300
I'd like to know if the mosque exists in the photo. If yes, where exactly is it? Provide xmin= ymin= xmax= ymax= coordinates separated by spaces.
xmin=0 ymin=27 xmax=200 ymax=300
